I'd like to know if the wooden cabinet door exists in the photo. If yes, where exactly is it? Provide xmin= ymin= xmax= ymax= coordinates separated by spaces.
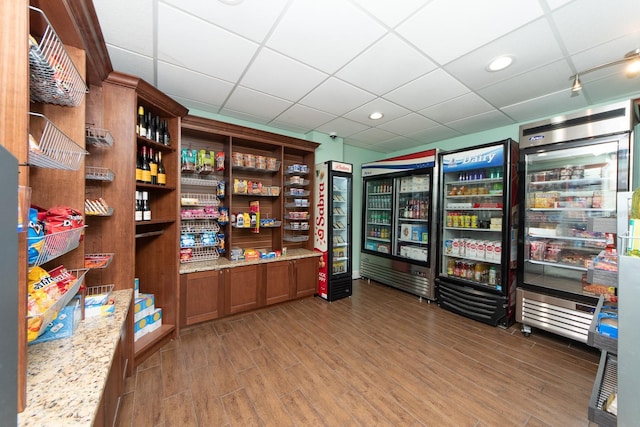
xmin=265 ymin=260 xmax=293 ymax=305
xmin=294 ymin=257 xmax=319 ymax=298
xmin=181 ymin=270 xmax=223 ymax=326
xmin=227 ymin=265 xmax=260 ymax=314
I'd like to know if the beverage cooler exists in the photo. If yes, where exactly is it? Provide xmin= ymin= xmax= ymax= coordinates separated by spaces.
xmin=360 ymin=150 xmax=438 ymax=300
xmin=436 ymin=139 xmax=519 ymax=326
xmin=314 ymin=161 xmax=353 ymax=302
xmin=517 ymin=101 xmax=634 ymax=343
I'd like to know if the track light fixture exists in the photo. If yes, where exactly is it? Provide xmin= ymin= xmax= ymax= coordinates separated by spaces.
xmin=570 ymin=48 xmax=640 ymax=92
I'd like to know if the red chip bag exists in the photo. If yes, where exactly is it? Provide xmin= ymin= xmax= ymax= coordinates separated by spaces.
xmin=45 ymin=206 xmax=84 ymax=234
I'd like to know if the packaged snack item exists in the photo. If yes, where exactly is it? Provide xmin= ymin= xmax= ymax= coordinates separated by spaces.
xmin=28 ymin=208 xmax=45 ymax=265
xmin=217 ymin=233 xmax=225 ymax=254
xmin=180 ymin=248 xmax=193 ymax=263
xmin=47 ymin=265 xmax=78 ymax=295
xmin=27 ymin=266 xmax=61 ymax=316
xmin=218 ymin=206 xmax=229 ymax=225
xmin=180 ymin=233 xmax=196 ymax=248
xmin=201 ymin=233 xmax=217 ymax=246
xmin=217 ymin=180 xmax=225 ymax=198
xmin=216 ymin=151 xmax=225 ymax=171
xmin=44 ymin=206 xmax=84 ymax=234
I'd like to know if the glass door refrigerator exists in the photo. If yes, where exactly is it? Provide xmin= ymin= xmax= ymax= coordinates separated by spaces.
xmin=314 ymin=161 xmax=353 ymax=301
xmin=360 ymin=149 xmax=438 ymax=300
xmin=517 ymin=101 xmax=634 ymax=343
xmin=436 ymin=139 xmax=519 ymax=327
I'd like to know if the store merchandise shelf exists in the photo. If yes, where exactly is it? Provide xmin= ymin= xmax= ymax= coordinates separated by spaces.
xmin=86 ymin=166 xmax=115 ymax=181
xmin=28 ymin=112 xmax=88 ymax=171
xmin=28 ymin=6 xmax=87 ymax=106
xmin=181 ymin=193 xmax=220 ymax=207
xmin=28 ymin=226 xmax=85 ymax=267
xmin=283 ymin=235 xmax=310 ymax=242
xmin=84 ymin=253 xmax=114 ymax=270
xmin=181 ymin=175 xmax=219 ymax=187
xmin=181 ymin=220 xmax=220 ymax=234
xmin=587 ymin=295 xmax=618 ymax=354
xmin=588 ymin=351 xmax=617 ymax=427
xmin=85 ymin=127 xmax=114 ymax=147
xmin=180 ymin=247 xmax=220 ymax=263
xmin=27 ymin=268 xmax=87 ymax=342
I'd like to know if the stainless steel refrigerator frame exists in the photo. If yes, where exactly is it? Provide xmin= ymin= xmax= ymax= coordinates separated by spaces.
xmin=516 ymin=100 xmax=635 ymax=343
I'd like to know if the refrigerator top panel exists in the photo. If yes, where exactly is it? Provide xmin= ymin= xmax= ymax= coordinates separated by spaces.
xmin=326 ymin=161 xmax=352 ymax=174
xmin=441 ymin=144 xmax=505 ymax=173
xmin=362 ymin=149 xmax=436 ymax=177
xmin=519 ymin=100 xmax=633 ymax=149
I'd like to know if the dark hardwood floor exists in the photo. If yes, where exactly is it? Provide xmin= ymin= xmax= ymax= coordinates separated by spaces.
xmin=115 ymin=279 xmax=600 ymax=427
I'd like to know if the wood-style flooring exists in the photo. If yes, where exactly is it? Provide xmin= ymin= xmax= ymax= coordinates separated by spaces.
xmin=115 ymin=279 xmax=600 ymax=427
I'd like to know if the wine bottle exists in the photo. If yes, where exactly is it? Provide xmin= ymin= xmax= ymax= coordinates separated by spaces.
xmin=141 ymin=145 xmax=151 ymax=184
xmin=149 ymin=147 xmax=158 ymax=185
xmin=146 ymin=112 xmax=153 ymax=140
xmin=142 ymin=191 xmax=151 ymax=221
xmin=157 ymin=151 xmax=166 ymax=186
xmin=135 ymin=146 xmax=143 ymax=182
xmin=163 ymin=120 xmax=171 ymax=146
xmin=137 ymin=106 xmax=145 ymax=136
xmin=135 ymin=191 xmax=143 ymax=222
xmin=154 ymin=116 xmax=161 ymax=143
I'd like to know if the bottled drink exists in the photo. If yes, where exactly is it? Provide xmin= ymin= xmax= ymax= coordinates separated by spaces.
xmin=146 ymin=112 xmax=153 ymax=139
xmin=163 ymin=120 xmax=171 ymax=146
xmin=154 ymin=116 xmax=161 ymax=142
xmin=149 ymin=147 xmax=158 ymax=185
xmin=135 ymin=191 xmax=143 ymax=222
xmin=157 ymin=151 xmax=166 ymax=186
xmin=137 ymin=106 xmax=145 ymax=136
xmin=142 ymin=191 xmax=151 ymax=221
xmin=141 ymin=146 xmax=151 ymax=184
xmin=136 ymin=146 xmax=143 ymax=182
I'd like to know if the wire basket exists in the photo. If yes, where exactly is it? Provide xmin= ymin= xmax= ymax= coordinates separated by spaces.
xmin=29 ymin=112 xmax=88 ymax=170
xmin=27 ymin=268 xmax=87 ymax=342
xmin=84 ymin=253 xmax=114 ymax=269
xmin=28 ymin=226 xmax=86 ymax=267
xmin=181 ymin=220 xmax=220 ymax=234
xmin=180 ymin=246 xmax=220 ymax=263
xmin=85 ymin=127 xmax=114 ymax=148
xmin=181 ymin=175 xmax=219 ymax=187
xmin=181 ymin=193 xmax=220 ymax=207
xmin=86 ymin=166 xmax=115 ymax=181
xmin=28 ymin=6 xmax=88 ymax=107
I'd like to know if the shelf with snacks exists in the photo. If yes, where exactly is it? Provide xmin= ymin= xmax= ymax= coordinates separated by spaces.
xmin=28 ymin=112 xmax=88 ymax=170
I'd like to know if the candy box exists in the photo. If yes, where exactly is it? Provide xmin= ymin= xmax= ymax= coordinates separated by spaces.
xmin=84 ymin=298 xmax=115 ymax=318
xmin=134 ymin=314 xmax=150 ymax=341
xmin=30 ymin=295 xmax=81 ymax=345
xmin=145 ymin=308 xmax=163 ymax=335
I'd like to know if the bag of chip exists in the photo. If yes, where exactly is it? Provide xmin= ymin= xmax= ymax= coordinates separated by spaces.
xmin=27 ymin=208 xmax=45 ymax=265
xmin=27 ymin=266 xmax=61 ymax=316
xmin=44 ymin=206 xmax=84 ymax=234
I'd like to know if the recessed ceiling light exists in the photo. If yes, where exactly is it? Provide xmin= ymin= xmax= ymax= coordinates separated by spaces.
xmin=487 ymin=55 xmax=513 ymax=72
xmin=218 ymin=0 xmax=244 ymax=5
xmin=369 ymin=112 xmax=384 ymax=120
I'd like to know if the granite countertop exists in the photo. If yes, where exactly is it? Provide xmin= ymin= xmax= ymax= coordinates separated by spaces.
xmin=18 ymin=289 xmax=132 ymax=427
xmin=180 ymin=248 xmax=321 ymax=274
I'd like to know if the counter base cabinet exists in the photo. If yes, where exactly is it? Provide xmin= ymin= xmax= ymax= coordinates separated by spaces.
xmin=181 ymin=270 xmax=224 ymax=325
xmin=266 ymin=261 xmax=293 ymax=305
xmin=293 ymin=257 xmax=319 ymax=298
xmin=226 ymin=265 xmax=261 ymax=315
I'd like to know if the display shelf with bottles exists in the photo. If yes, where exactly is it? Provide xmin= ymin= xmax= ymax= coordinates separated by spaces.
xmin=441 ymin=168 xmax=505 ymax=289
xmin=229 ymin=139 xmax=283 ymax=253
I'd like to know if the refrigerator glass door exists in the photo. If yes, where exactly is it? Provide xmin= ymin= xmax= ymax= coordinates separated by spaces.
xmin=331 ymin=175 xmax=350 ymax=277
xmin=363 ymin=178 xmax=392 ymax=255
xmin=523 ymin=141 xmax=618 ymax=296
xmin=394 ymin=174 xmax=430 ymax=263
xmin=441 ymin=158 xmax=505 ymax=291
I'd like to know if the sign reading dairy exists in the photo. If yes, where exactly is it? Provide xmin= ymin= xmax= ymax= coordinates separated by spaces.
xmin=314 ymin=161 xmax=353 ymax=301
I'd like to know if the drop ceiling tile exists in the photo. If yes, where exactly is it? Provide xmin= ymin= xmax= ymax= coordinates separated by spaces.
xmin=161 ymin=0 xmax=289 ymax=43
xmin=552 ymin=0 xmax=640 ymax=54
xmin=396 ymin=0 xmax=544 ymax=65
xmin=343 ymin=98 xmax=412 ymax=126
xmin=212 ymin=107 xmax=272 ymax=126
xmin=314 ymin=117 xmax=370 ymax=138
xmin=367 ymin=136 xmax=424 ymax=153
xmin=405 ymin=125 xmax=461 ymax=145
xmin=271 ymin=104 xmax=337 ymax=132
xmin=336 ymin=33 xmax=436 ymax=95
xmin=545 ymin=0 xmax=574 ymax=10
xmin=419 ymin=93 xmax=494 ymax=124
xmin=266 ymin=0 xmax=386 ymax=74
xmin=350 ymin=0 xmax=427 ymax=28
xmin=384 ymin=68 xmax=469 ymax=111
xmin=157 ymin=2 xmax=259 ymax=82
xmin=171 ymin=96 xmax=219 ymax=117
xmin=445 ymin=110 xmax=515 ymax=134
xmin=501 ymin=89 xmax=589 ymax=124
xmin=105 ymin=45 xmax=155 ymax=84
xmin=348 ymin=127 xmax=400 ymax=144
xmin=221 ymin=86 xmax=292 ymax=122
xmin=570 ymin=35 xmax=640 ymax=72
xmin=240 ymin=48 xmax=328 ymax=101
xmin=300 ymin=78 xmax=376 ymax=116
xmin=378 ymin=113 xmax=438 ymax=134
xmin=444 ymin=19 xmax=564 ymax=91
xmin=476 ymin=60 xmax=574 ymax=108
xmin=577 ymin=74 xmax=640 ymax=105
xmin=94 ymin=0 xmax=154 ymax=56
xmin=157 ymin=61 xmax=234 ymax=108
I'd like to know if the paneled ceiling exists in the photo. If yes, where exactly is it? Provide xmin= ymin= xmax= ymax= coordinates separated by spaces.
xmin=93 ymin=0 xmax=640 ymax=153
